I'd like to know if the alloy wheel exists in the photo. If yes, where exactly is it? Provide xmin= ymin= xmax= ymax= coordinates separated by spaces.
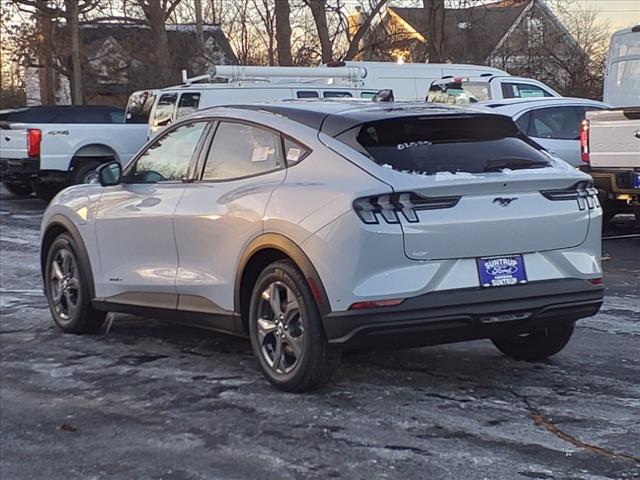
xmin=49 ymin=248 xmax=81 ymax=324
xmin=256 ymin=281 xmax=305 ymax=374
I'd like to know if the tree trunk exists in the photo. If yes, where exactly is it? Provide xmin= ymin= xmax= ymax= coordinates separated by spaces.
xmin=307 ymin=0 xmax=332 ymax=63
xmin=423 ymin=0 xmax=445 ymax=63
xmin=35 ymin=13 xmax=56 ymax=105
xmin=274 ymin=0 xmax=293 ymax=65
xmin=65 ymin=0 xmax=83 ymax=104
xmin=195 ymin=0 xmax=205 ymax=54
xmin=140 ymin=2 xmax=173 ymax=86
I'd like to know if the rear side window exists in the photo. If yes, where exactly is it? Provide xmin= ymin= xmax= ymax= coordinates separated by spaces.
xmin=297 ymin=91 xmax=319 ymax=99
xmin=176 ymin=93 xmax=201 ymax=119
xmin=323 ymin=91 xmax=352 ymax=98
xmin=501 ymin=83 xmax=553 ymax=99
xmin=153 ymin=93 xmax=178 ymax=128
xmin=202 ymin=122 xmax=283 ymax=181
xmin=528 ymin=107 xmax=581 ymax=140
xmin=338 ymin=116 xmax=551 ymax=175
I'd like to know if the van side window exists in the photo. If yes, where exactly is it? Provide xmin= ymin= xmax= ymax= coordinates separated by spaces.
xmin=153 ymin=93 xmax=178 ymax=128
xmin=323 ymin=91 xmax=353 ymax=98
xmin=297 ymin=91 xmax=319 ymax=99
xmin=176 ymin=93 xmax=201 ymax=119
xmin=202 ymin=122 xmax=283 ymax=181
xmin=501 ymin=83 xmax=553 ymax=99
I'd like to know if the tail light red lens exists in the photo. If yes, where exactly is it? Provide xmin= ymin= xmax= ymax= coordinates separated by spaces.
xmin=27 ymin=128 xmax=42 ymax=157
xmin=580 ymin=120 xmax=589 ymax=163
xmin=590 ymin=277 xmax=603 ymax=285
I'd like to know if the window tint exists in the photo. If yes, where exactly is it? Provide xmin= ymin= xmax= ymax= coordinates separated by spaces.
xmin=338 ymin=116 xmax=551 ymax=175
xmin=360 ymin=91 xmax=377 ymax=99
xmin=202 ymin=122 xmax=283 ymax=181
xmin=127 ymin=122 xmax=206 ymax=183
xmin=153 ymin=93 xmax=178 ymax=128
xmin=323 ymin=91 xmax=352 ymax=98
xmin=51 ymin=110 xmax=77 ymax=123
xmin=176 ymin=93 xmax=201 ymax=119
xmin=109 ymin=111 xmax=125 ymax=123
xmin=297 ymin=91 xmax=319 ymax=99
xmin=126 ymin=91 xmax=157 ymax=124
xmin=0 ymin=108 xmax=57 ymax=123
xmin=283 ymin=137 xmax=309 ymax=165
xmin=528 ymin=107 xmax=581 ymax=140
xmin=501 ymin=83 xmax=553 ymax=99
xmin=515 ymin=112 xmax=531 ymax=133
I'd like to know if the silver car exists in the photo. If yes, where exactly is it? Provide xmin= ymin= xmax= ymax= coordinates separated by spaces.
xmin=40 ymin=102 xmax=604 ymax=392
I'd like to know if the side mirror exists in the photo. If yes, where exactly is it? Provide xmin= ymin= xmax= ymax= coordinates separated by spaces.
xmin=97 ymin=161 xmax=122 ymax=187
xmin=373 ymin=89 xmax=394 ymax=102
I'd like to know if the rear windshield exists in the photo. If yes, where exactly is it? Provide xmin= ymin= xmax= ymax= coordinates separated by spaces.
xmin=427 ymin=81 xmax=490 ymax=104
xmin=338 ymin=116 xmax=552 ymax=175
xmin=126 ymin=91 xmax=157 ymax=124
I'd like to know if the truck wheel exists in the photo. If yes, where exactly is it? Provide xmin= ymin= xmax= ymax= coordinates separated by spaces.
xmin=71 ymin=160 xmax=102 ymax=185
xmin=633 ymin=206 xmax=640 ymax=224
xmin=32 ymin=182 xmax=60 ymax=202
xmin=491 ymin=322 xmax=575 ymax=361
xmin=2 ymin=181 xmax=33 ymax=197
xmin=248 ymin=260 xmax=341 ymax=392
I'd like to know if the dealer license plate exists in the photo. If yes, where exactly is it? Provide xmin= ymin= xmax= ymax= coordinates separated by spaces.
xmin=477 ymin=255 xmax=527 ymax=288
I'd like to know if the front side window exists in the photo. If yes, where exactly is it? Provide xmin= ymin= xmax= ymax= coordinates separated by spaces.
xmin=126 ymin=122 xmax=207 ymax=183
xmin=501 ymin=83 xmax=553 ymax=99
xmin=202 ymin=122 xmax=283 ymax=181
xmin=176 ymin=93 xmax=201 ymax=119
xmin=152 ymin=93 xmax=178 ymax=128
xmin=323 ymin=91 xmax=352 ymax=98
xmin=297 ymin=91 xmax=319 ymax=99
xmin=528 ymin=107 xmax=581 ymax=140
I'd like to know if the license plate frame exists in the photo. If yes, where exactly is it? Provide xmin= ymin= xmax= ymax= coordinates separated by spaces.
xmin=477 ymin=255 xmax=528 ymax=288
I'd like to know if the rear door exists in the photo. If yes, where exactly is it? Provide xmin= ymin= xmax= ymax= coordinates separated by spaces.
xmin=339 ymin=114 xmax=593 ymax=261
xmin=95 ymin=120 xmax=209 ymax=305
xmin=520 ymin=106 xmax=582 ymax=165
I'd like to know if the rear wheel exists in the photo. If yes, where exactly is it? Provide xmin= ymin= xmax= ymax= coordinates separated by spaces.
xmin=248 ymin=260 xmax=340 ymax=392
xmin=71 ymin=160 xmax=103 ymax=185
xmin=491 ymin=322 xmax=575 ymax=361
xmin=44 ymin=233 xmax=105 ymax=334
xmin=2 ymin=181 xmax=32 ymax=197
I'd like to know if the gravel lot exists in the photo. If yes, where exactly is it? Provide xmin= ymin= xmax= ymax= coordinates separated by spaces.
xmin=1 ymin=187 xmax=639 ymax=480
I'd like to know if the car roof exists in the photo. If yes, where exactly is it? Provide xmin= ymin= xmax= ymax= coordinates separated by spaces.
xmin=211 ymin=100 xmax=500 ymax=136
xmin=478 ymin=97 xmax=608 ymax=113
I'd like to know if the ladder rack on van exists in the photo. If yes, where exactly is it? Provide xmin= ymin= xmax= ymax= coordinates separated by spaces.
xmin=181 ymin=65 xmax=368 ymax=86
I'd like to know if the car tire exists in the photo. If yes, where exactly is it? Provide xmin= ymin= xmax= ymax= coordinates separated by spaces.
xmin=71 ymin=160 xmax=103 ymax=186
xmin=633 ymin=205 xmax=640 ymax=223
xmin=248 ymin=260 xmax=340 ymax=392
xmin=2 ymin=181 xmax=33 ymax=197
xmin=44 ymin=233 xmax=106 ymax=334
xmin=491 ymin=322 xmax=575 ymax=362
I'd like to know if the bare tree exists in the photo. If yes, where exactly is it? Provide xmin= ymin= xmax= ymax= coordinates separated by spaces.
xmin=423 ymin=0 xmax=444 ymax=62
xmin=274 ymin=0 xmax=293 ymax=65
xmin=195 ymin=0 xmax=205 ymax=54
xmin=133 ymin=0 xmax=185 ymax=85
xmin=306 ymin=0 xmax=332 ymax=63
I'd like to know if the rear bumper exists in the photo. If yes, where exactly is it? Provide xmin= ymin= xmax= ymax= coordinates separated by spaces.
xmin=580 ymin=166 xmax=639 ymax=205
xmin=323 ymin=279 xmax=603 ymax=349
xmin=0 ymin=157 xmax=40 ymax=183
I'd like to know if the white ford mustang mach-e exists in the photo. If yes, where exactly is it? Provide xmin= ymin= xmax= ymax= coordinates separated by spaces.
xmin=40 ymin=102 xmax=604 ymax=392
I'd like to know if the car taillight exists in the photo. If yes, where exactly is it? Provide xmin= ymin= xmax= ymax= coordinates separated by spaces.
xmin=27 ymin=128 xmax=41 ymax=157
xmin=541 ymin=181 xmax=599 ymax=210
xmin=353 ymin=192 xmax=460 ymax=225
xmin=580 ymin=120 xmax=589 ymax=163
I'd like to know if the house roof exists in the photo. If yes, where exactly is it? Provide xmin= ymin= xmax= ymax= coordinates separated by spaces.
xmin=388 ymin=1 xmax=530 ymax=63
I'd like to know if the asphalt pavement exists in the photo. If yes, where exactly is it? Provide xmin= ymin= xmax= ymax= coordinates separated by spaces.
xmin=1 ymin=187 xmax=639 ymax=480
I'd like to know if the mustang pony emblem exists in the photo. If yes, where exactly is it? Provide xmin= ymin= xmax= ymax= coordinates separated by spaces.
xmin=493 ymin=197 xmax=518 ymax=207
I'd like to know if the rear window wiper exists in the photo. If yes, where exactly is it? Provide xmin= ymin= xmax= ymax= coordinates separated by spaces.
xmin=483 ymin=158 xmax=549 ymax=172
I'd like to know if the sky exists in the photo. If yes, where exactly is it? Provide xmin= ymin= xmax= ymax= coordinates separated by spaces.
xmin=564 ymin=0 xmax=640 ymax=31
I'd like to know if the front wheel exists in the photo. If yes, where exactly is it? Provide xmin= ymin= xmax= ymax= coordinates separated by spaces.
xmin=44 ymin=233 xmax=105 ymax=334
xmin=248 ymin=260 xmax=340 ymax=392
xmin=491 ymin=322 xmax=575 ymax=361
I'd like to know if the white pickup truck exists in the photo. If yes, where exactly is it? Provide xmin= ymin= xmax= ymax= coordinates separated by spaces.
xmin=581 ymin=26 xmax=640 ymax=222
xmin=0 ymin=105 xmax=147 ymax=199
